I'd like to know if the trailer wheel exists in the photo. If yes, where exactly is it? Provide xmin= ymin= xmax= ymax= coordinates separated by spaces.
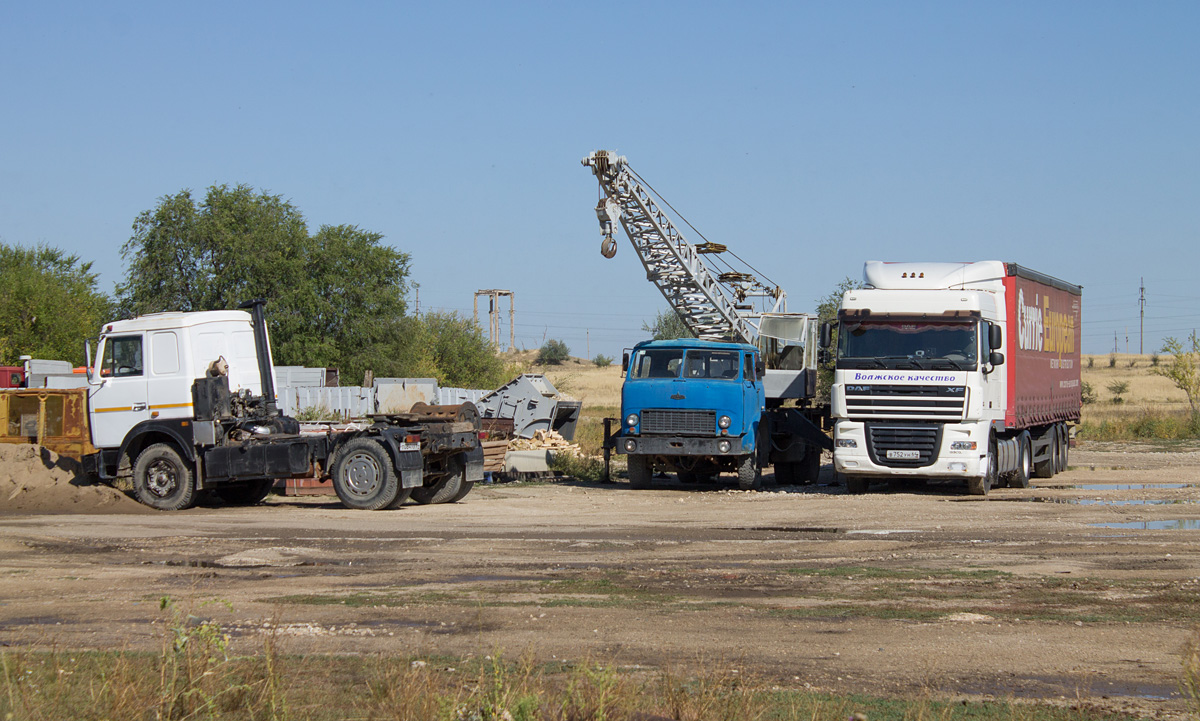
xmin=331 ymin=438 xmax=400 ymax=510
xmin=736 ymin=454 xmax=761 ymax=490
xmin=133 ymin=443 xmax=197 ymax=511
xmin=1010 ymin=434 xmax=1032 ymax=488
xmin=1056 ymin=425 xmax=1069 ymax=473
xmin=213 ymin=479 xmax=274 ymax=505
xmin=627 ymin=456 xmax=652 ymax=489
xmin=1033 ymin=427 xmax=1057 ymax=479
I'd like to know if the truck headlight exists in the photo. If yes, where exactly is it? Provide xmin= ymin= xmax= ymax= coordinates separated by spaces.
xmin=950 ymin=441 xmax=977 ymax=451
xmin=836 ymin=439 xmax=857 ymax=448
xmin=718 ymin=415 xmax=731 ymax=429
xmin=718 ymin=440 xmax=732 ymax=453
xmin=625 ymin=413 xmax=639 ymax=427
xmin=623 ymin=439 xmax=637 ymax=452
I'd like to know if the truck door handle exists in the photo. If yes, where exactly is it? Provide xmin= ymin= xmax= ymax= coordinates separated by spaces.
xmin=132 ymin=403 xmax=147 ymax=412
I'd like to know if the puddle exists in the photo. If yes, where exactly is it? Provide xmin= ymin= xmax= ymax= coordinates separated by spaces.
xmin=1050 ymin=483 xmax=1198 ymax=491
xmin=732 ymin=526 xmax=843 ymax=534
xmin=1089 ymin=519 xmax=1200 ymax=530
xmin=1029 ymin=497 xmax=1195 ymax=506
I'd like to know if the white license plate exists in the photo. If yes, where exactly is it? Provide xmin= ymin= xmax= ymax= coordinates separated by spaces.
xmin=399 ymin=442 xmax=421 ymax=452
xmin=886 ymin=449 xmax=920 ymax=460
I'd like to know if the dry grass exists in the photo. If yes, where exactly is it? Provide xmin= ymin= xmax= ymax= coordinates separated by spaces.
xmin=1082 ymin=354 xmax=1188 ymax=409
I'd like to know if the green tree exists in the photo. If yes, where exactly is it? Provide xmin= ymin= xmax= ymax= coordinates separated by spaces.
xmin=814 ymin=276 xmax=859 ymax=403
xmin=641 ymin=308 xmax=695 ymax=341
xmin=1154 ymin=333 xmax=1200 ymax=413
xmin=117 ymin=185 xmax=411 ymax=379
xmin=0 ymin=242 xmax=112 ymax=365
xmin=537 ymin=339 xmax=571 ymax=365
xmin=421 ymin=311 xmax=509 ymax=388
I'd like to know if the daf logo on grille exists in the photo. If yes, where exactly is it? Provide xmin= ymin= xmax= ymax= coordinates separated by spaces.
xmin=847 ymin=385 xmax=871 ymax=393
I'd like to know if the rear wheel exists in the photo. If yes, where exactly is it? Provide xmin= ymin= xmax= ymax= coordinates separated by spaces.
xmin=736 ymin=454 xmax=761 ymax=490
xmin=331 ymin=438 xmax=400 ymax=510
xmin=772 ymin=462 xmax=796 ymax=486
xmin=213 ymin=479 xmax=273 ymax=505
xmin=1010 ymin=434 xmax=1033 ymax=489
xmin=1057 ymin=426 xmax=1070 ymax=473
xmin=133 ymin=443 xmax=197 ymax=511
xmin=627 ymin=455 xmax=652 ymax=489
xmin=412 ymin=454 xmax=465 ymax=505
xmin=800 ymin=448 xmax=821 ymax=485
xmin=1033 ymin=426 xmax=1057 ymax=478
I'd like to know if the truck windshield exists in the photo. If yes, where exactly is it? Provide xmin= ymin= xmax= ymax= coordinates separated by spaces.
xmin=838 ymin=320 xmax=978 ymax=370
xmin=629 ymin=348 xmax=743 ymax=380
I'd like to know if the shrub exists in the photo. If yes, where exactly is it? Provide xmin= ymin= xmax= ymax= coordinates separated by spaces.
xmin=1081 ymin=381 xmax=1096 ymax=405
xmin=548 ymin=451 xmax=605 ymax=483
xmin=1127 ymin=359 xmax=1138 ymax=368
xmin=1106 ymin=380 xmax=1129 ymax=403
xmin=537 ymin=339 xmax=570 ymax=365
xmin=1151 ymin=353 xmax=1160 ymax=367
xmin=1108 ymin=354 xmax=1117 ymax=368
xmin=592 ymin=354 xmax=614 ymax=368
xmin=1087 ymin=356 xmax=1095 ymax=369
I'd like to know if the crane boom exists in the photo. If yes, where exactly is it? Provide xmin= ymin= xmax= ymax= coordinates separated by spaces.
xmin=582 ymin=150 xmax=780 ymax=343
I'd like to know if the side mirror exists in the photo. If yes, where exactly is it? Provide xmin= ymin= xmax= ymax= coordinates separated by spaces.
xmin=622 ymin=351 xmax=630 ymax=372
xmin=755 ymin=358 xmax=765 ymax=380
xmin=989 ymin=323 xmax=1003 ymax=351
xmin=84 ymin=339 xmax=100 ymax=385
xmin=819 ymin=322 xmax=832 ymax=349
xmin=818 ymin=348 xmax=830 ymax=365
xmin=989 ymin=351 xmax=1005 ymax=367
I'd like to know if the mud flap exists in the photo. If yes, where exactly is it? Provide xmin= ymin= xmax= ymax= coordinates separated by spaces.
xmin=464 ymin=445 xmax=485 ymax=482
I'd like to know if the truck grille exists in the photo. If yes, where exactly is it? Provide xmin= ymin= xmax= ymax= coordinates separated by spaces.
xmin=865 ymin=423 xmax=942 ymax=468
xmin=844 ymin=384 xmax=966 ymax=421
xmin=641 ymin=409 xmax=716 ymax=435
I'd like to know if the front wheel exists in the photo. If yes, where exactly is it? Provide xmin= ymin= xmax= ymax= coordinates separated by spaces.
xmin=627 ymin=455 xmax=652 ymax=489
xmin=968 ymin=438 xmax=998 ymax=496
xmin=331 ymin=438 xmax=401 ymax=510
xmin=133 ymin=443 xmax=197 ymax=511
xmin=1010 ymin=434 xmax=1032 ymax=489
xmin=736 ymin=454 xmax=761 ymax=490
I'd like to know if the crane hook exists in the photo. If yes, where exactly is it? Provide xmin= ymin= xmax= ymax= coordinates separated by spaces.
xmin=601 ymin=237 xmax=617 ymax=258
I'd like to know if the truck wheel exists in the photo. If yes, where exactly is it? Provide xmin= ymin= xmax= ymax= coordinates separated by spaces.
xmin=968 ymin=439 xmax=998 ymax=496
xmin=1033 ymin=427 xmax=1057 ymax=479
xmin=331 ymin=438 xmax=401 ymax=510
xmin=1010 ymin=435 xmax=1032 ymax=489
xmin=736 ymin=455 xmax=761 ymax=490
xmin=627 ymin=456 xmax=652 ymax=489
xmin=133 ymin=443 xmax=197 ymax=511
xmin=772 ymin=462 xmax=796 ymax=486
xmin=1056 ymin=425 xmax=1069 ymax=473
xmin=800 ymin=449 xmax=821 ymax=485
xmin=213 ymin=479 xmax=274 ymax=505
xmin=448 ymin=479 xmax=475 ymax=503
xmin=845 ymin=475 xmax=869 ymax=494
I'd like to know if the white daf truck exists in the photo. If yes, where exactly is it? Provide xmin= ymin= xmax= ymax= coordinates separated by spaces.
xmin=826 ymin=261 xmax=1082 ymax=495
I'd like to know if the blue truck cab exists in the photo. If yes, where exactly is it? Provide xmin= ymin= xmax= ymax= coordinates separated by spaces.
xmin=617 ymin=339 xmax=767 ymax=489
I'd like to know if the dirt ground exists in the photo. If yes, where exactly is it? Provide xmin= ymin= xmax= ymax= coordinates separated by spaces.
xmin=1 ymin=442 xmax=1199 ymax=718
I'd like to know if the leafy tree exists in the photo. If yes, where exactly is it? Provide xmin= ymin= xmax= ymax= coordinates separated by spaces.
xmin=117 ymin=185 xmax=411 ymax=379
xmin=641 ymin=308 xmax=695 ymax=341
xmin=1154 ymin=333 xmax=1200 ymax=413
xmin=592 ymin=354 xmax=614 ymax=367
xmin=814 ymin=276 xmax=859 ymax=403
xmin=537 ymin=339 xmax=571 ymax=365
xmin=0 ymin=242 xmax=112 ymax=365
xmin=421 ymin=311 xmax=509 ymax=389
xmin=1106 ymin=380 xmax=1129 ymax=404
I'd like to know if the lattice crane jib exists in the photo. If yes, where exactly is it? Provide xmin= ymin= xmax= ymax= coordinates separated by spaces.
xmin=583 ymin=150 xmax=770 ymax=344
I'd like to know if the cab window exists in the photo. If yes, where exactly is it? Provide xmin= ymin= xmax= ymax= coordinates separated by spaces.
xmin=682 ymin=350 xmax=740 ymax=380
xmin=100 ymin=336 xmax=144 ymax=378
xmin=630 ymin=349 xmax=684 ymax=379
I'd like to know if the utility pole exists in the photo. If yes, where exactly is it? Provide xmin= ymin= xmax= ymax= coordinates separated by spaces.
xmin=1113 ymin=332 xmax=1118 ymax=354
xmin=1139 ymin=278 xmax=1146 ymax=354
xmin=473 ymin=290 xmax=515 ymax=351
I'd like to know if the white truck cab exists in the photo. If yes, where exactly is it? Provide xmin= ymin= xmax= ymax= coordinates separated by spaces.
xmin=89 ymin=310 xmax=272 ymax=448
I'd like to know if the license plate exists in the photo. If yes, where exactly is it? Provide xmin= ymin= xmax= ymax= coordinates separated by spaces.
xmin=399 ymin=442 xmax=420 ymax=452
xmin=886 ymin=449 xmax=920 ymax=460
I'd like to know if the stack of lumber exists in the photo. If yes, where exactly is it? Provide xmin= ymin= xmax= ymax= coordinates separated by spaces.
xmin=482 ymin=440 xmax=508 ymax=472
xmin=507 ymin=429 xmax=581 ymax=454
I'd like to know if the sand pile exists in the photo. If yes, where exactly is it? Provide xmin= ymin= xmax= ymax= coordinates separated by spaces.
xmin=0 ymin=443 xmax=150 ymax=514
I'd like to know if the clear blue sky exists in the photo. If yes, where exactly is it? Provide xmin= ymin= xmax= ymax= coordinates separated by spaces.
xmin=3 ymin=2 xmax=1197 ymax=358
